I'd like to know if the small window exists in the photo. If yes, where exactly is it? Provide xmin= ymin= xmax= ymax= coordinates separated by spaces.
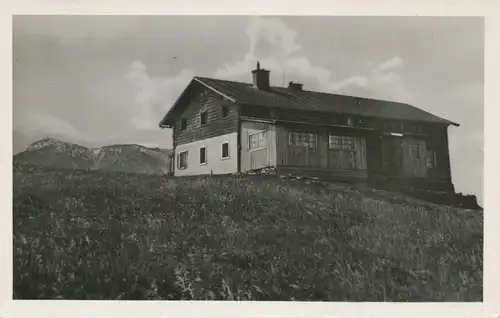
xmin=177 ymin=151 xmax=188 ymax=169
xmin=328 ymin=135 xmax=342 ymax=149
xmin=427 ymin=151 xmax=437 ymax=168
xmin=221 ymin=142 xmax=230 ymax=159
xmin=249 ymin=131 xmax=267 ymax=151
xmin=200 ymin=111 xmax=208 ymax=125
xmin=328 ymin=134 xmax=354 ymax=150
xmin=222 ymin=106 xmax=229 ymax=118
xmin=347 ymin=117 xmax=354 ymax=126
xmin=199 ymin=147 xmax=207 ymax=165
xmin=180 ymin=118 xmax=188 ymax=131
xmin=289 ymin=131 xmax=317 ymax=148
xmin=409 ymin=145 xmax=421 ymax=160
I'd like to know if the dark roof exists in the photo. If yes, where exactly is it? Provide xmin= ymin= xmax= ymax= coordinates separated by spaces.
xmin=160 ymin=76 xmax=459 ymax=127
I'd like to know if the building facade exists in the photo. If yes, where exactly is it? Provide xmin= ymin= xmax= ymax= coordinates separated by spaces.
xmin=159 ymin=63 xmax=459 ymax=193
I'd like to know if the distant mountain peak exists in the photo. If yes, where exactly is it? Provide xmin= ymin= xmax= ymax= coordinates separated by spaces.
xmin=16 ymin=137 xmax=172 ymax=175
xmin=26 ymin=137 xmax=75 ymax=152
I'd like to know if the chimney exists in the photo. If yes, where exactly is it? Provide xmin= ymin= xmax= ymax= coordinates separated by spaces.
xmin=288 ymin=81 xmax=303 ymax=91
xmin=252 ymin=61 xmax=270 ymax=90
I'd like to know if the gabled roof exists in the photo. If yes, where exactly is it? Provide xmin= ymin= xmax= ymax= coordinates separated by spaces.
xmin=159 ymin=76 xmax=459 ymax=127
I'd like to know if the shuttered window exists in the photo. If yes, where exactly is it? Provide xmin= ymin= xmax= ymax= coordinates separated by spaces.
xmin=288 ymin=131 xmax=317 ymax=148
xmin=200 ymin=147 xmax=207 ymax=165
xmin=180 ymin=118 xmax=188 ymax=131
xmin=409 ymin=145 xmax=422 ymax=160
xmin=222 ymin=106 xmax=229 ymax=118
xmin=222 ymin=142 xmax=230 ymax=159
xmin=328 ymin=134 xmax=354 ymax=150
xmin=427 ymin=151 xmax=437 ymax=168
xmin=249 ymin=131 xmax=267 ymax=150
xmin=177 ymin=151 xmax=188 ymax=169
xmin=200 ymin=111 xmax=208 ymax=125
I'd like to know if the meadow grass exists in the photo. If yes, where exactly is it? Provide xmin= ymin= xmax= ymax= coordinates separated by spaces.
xmin=13 ymin=163 xmax=483 ymax=301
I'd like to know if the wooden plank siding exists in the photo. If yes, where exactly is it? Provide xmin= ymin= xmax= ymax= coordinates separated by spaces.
xmin=380 ymin=133 xmax=452 ymax=179
xmin=240 ymin=121 xmax=277 ymax=172
xmin=275 ymin=123 xmax=368 ymax=182
xmin=173 ymin=84 xmax=239 ymax=146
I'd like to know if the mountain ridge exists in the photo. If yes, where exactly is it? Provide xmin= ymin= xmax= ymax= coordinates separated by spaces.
xmin=14 ymin=137 xmax=173 ymax=175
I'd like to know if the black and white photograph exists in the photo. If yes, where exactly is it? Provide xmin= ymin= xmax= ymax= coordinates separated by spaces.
xmin=10 ymin=13 xmax=485 ymax=304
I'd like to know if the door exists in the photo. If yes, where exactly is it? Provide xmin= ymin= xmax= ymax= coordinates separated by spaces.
xmin=382 ymin=137 xmax=404 ymax=176
xmin=248 ymin=130 xmax=269 ymax=170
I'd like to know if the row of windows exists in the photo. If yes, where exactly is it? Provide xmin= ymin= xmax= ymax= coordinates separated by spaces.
xmin=288 ymin=131 xmax=356 ymax=150
xmin=383 ymin=122 xmax=425 ymax=134
xmin=179 ymin=106 xmax=230 ymax=131
xmin=177 ymin=142 xmax=230 ymax=170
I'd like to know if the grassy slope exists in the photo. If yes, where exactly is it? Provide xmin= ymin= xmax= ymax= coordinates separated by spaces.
xmin=13 ymin=163 xmax=483 ymax=301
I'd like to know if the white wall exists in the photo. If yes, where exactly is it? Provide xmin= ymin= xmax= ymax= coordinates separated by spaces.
xmin=174 ymin=132 xmax=238 ymax=176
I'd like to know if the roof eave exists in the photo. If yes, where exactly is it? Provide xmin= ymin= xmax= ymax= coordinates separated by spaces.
xmin=158 ymin=78 xmax=198 ymax=128
xmin=193 ymin=77 xmax=237 ymax=103
xmin=158 ymin=77 xmax=239 ymax=128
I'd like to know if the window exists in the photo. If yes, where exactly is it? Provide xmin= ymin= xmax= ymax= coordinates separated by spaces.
xmin=342 ymin=136 xmax=354 ymax=150
xmin=177 ymin=151 xmax=188 ymax=169
xmin=249 ymin=131 xmax=267 ymax=151
xmin=221 ymin=142 xmax=230 ymax=159
xmin=200 ymin=147 xmax=207 ymax=165
xmin=328 ymin=134 xmax=354 ymax=150
xmin=200 ymin=111 xmax=208 ymax=125
xmin=288 ymin=131 xmax=317 ymax=148
xmin=427 ymin=151 xmax=437 ymax=168
xmin=347 ymin=117 xmax=354 ymax=126
xmin=222 ymin=106 xmax=229 ymax=118
xmin=409 ymin=145 xmax=421 ymax=160
xmin=328 ymin=135 xmax=342 ymax=149
xmin=180 ymin=118 xmax=188 ymax=131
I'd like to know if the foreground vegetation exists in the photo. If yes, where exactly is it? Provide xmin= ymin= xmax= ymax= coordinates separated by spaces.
xmin=13 ymin=163 xmax=483 ymax=301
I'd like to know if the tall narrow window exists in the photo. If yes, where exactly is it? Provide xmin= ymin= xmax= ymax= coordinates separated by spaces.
xmin=200 ymin=147 xmax=207 ymax=165
xmin=200 ymin=111 xmax=208 ymax=125
xmin=288 ymin=131 xmax=317 ymax=148
xmin=409 ymin=145 xmax=421 ymax=160
xmin=427 ymin=151 xmax=437 ymax=168
xmin=177 ymin=151 xmax=188 ymax=169
xmin=249 ymin=131 xmax=267 ymax=151
xmin=222 ymin=106 xmax=229 ymax=118
xmin=221 ymin=142 xmax=230 ymax=159
xmin=180 ymin=118 xmax=188 ymax=131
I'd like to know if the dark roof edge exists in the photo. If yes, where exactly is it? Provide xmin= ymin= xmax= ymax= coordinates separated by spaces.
xmin=159 ymin=77 xmax=238 ymax=128
xmin=158 ymin=78 xmax=197 ymax=128
xmin=193 ymin=77 xmax=237 ymax=103
xmin=239 ymin=102 xmax=459 ymax=127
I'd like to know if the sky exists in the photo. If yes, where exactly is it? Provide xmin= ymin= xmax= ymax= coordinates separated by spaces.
xmin=12 ymin=15 xmax=484 ymax=203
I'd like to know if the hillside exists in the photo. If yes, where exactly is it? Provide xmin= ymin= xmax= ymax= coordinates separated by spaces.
xmin=13 ymin=162 xmax=483 ymax=301
xmin=13 ymin=138 xmax=172 ymax=174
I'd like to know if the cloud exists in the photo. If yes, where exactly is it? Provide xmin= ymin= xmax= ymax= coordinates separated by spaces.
xmin=329 ymin=56 xmax=415 ymax=103
xmin=213 ymin=17 xmax=414 ymax=103
xmin=15 ymin=113 xmax=92 ymax=143
xmin=373 ymin=56 xmax=404 ymax=73
xmin=125 ymin=61 xmax=194 ymax=131
xmin=214 ymin=16 xmax=331 ymax=87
